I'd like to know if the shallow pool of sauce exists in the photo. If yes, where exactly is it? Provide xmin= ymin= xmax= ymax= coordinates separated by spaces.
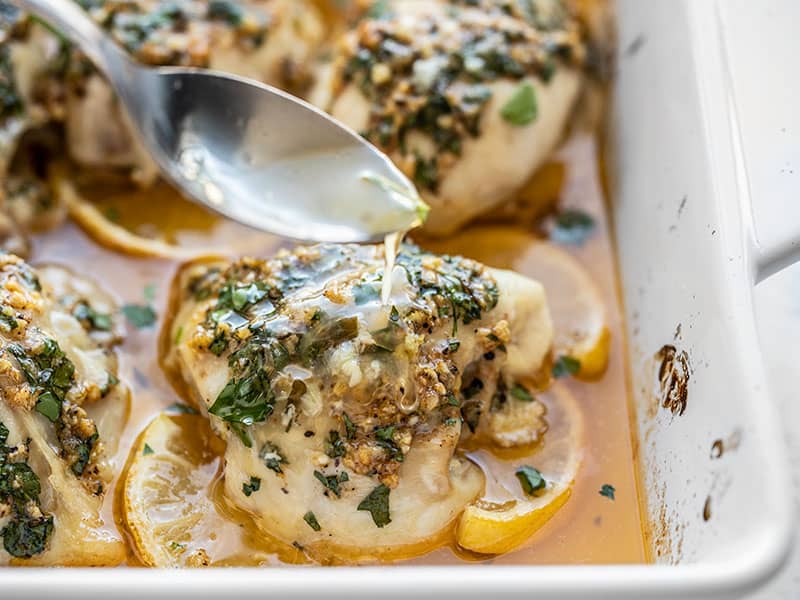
xmin=30 ymin=128 xmax=646 ymax=565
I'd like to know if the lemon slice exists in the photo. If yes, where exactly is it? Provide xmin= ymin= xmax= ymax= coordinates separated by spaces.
xmin=457 ymin=383 xmax=584 ymax=555
xmin=122 ymin=414 xmax=279 ymax=567
xmin=422 ymin=226 xmax=610 ymax=378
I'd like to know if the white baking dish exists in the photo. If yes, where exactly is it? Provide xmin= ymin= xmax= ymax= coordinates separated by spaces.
xmin=1 ymin=0 xmax=795 ymax=597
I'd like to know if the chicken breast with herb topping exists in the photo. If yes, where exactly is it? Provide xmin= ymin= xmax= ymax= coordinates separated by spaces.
xmin=313 ymin=0 xmax=585 ymax=235
xmin=166 ymin=242 xmax=553 ymax=558
xmin=0 ymin=254 xmax=128 ymax=565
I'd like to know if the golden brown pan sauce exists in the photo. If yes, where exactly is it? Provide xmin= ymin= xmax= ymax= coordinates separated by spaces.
xmin=31 ymin=124 xmax=647 ymax=564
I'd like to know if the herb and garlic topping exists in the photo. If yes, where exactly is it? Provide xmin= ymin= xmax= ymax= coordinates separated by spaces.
xmin=328 ymin=0 xmax=584 ymax=192
xmin=0 ymin=420 xmax=53 ymax=558
xmin=186 ymin=243 xmax=500 ymax=485
xmin=451 ymin=0 xmax=576 ymax=30
xmin=74 ymin=0 xmax=272 ymax=68
xmin=0 ymin=254 xmax=128 ymax=563
xmin=169 ymin=241 xmax=554 ymax=554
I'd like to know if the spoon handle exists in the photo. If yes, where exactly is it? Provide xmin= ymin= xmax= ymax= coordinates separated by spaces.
xmin=15 ymin=0 xmax=132 ymax=78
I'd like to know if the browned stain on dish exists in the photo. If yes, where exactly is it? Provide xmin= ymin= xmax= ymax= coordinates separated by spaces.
xmin=647 ymin=482 xmax=684 ymax=565
xmin=710 ymin=440 xmax=724 ymax=459
xmin=710 ymin=429 xmax=741 ymax=460
xmin=655 ymin=344 xmax=690 ymax=416
xmin=702 ymin=496 xmax=712 ymax=522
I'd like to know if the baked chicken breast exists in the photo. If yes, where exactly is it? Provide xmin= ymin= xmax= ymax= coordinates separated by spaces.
xmin=0 ymin=254 xmax=128 ymax=565
xmin=313 ymin=0 xmax=586 ymax=235
xmin=166 ymin=242 xmax=552 ymax=559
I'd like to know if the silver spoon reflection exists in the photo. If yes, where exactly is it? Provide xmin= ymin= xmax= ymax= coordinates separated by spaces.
xmin=18 ymin=0 xmax=427 ymax=243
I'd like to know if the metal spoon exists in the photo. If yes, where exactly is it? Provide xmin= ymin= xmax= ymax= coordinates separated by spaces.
xmin=17 ymin=0 xmax=425 ymax=243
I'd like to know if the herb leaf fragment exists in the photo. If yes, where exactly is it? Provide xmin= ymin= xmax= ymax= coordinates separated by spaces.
xmin=515 ymin=465 xmax=547 ymax=496
xmin=552 ymin=355 xmax=581 ymax=379
xmin=122 ymin=303 xmax=157 ymax=329
xmin=501 ymin=82 xmax=538 ymax=126
xmin=550 ymin=209 xmax=596 ymax=245
xmin=357 ymin=484 xmax=391 ymax=528
xmin=260 ymin=442 xmax=287 ymax=474
xmin=303 ymin=511 xmax=321 ymax=532
xmin=313 ymin=470 xmax=349 ymax=498
xmin=599 ymin=483 xmax=615 ymax=500
xmin=510 ymin=383 xmax=534 ymax=402
xmin=0 ymin=421 xmax=54 ymax=558
xmin=243 ymin=476 xmax=261 ymax=497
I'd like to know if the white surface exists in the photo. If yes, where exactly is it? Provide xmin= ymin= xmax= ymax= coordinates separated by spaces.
xmin=719 ymin=1 xmax=800 ymax=597
xmin=751 ymin=269 xmax=800 ymax=598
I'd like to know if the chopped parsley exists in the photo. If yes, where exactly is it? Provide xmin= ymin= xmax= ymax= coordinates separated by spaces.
xmin=208 ymin=0 xmax=244 ymax=26
xmin=0 ymin=422 xmax=54 ymax=558
xmin=100 ymin=371 xmax=119 ymax=397
xmin=242 ymin=476 xmax=261 ymax=497
xmin=413 ymin=154 xmax=439 ymax=191
xmin=599 ymin=484 xmax=615 ymax=500
xmin=259 ymin=442 xmax=287 ymax=474
xmin=353 ymin=283 xmax=380 ymax=305
xmin=500 ymin=82 xmax=538 ymax=125
xmin=365 ymin=0 xmax=392 ymax=19
xmin=122 ymin=303 xmax=157 ymax=329
xmin=0 ymin=306 xmax=18 ymax=332
xmin=324 ymin=430 xmax=346 ymax=459
xmin=142 ymin=443 xmax=154 ymax=456
xmin=397 ymin=251 xmax=499 ymax=335
xmin=313 ymin=470 xmax=349 ymax=498
xmin=552 ymin=355 xmax=581 ymax=379
xmin=374 ymin=425 xmax=403 ymax=462
xmin=208 ymin=334 xmax=282 ymax=426
xmin=297 ymin=315 xmax=359 ymax=366
xmin=343 ymin=413 xmax=357 ymax=440
xmin=368 ymin=308 xmax=404 ymax=352
xmin=34 ymin=394 xmax=60 ymax=422
xmin=551 ymin=209 xmax=596 ymax=245
xmin=72 ymin=301 xmax=112 ymax=332
xmin=8 ymin=339 xmax=75 ymax=424
xmin=0 ymin=45 xmax=23 ymax=121
xmin=510 ymin=383 xmax=534 ymax=402
xmin=357 ymin=484 xmax=391 ymax=528
xmin=515 ymin=465 xmax=546 ymax=495
xmin=303 ymin=511 xmax=321 ymax=532
xmin=103 ymin=206 xmax=121 ymax=223
xmin=143 ymin=283 xmax=157 ymax=303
